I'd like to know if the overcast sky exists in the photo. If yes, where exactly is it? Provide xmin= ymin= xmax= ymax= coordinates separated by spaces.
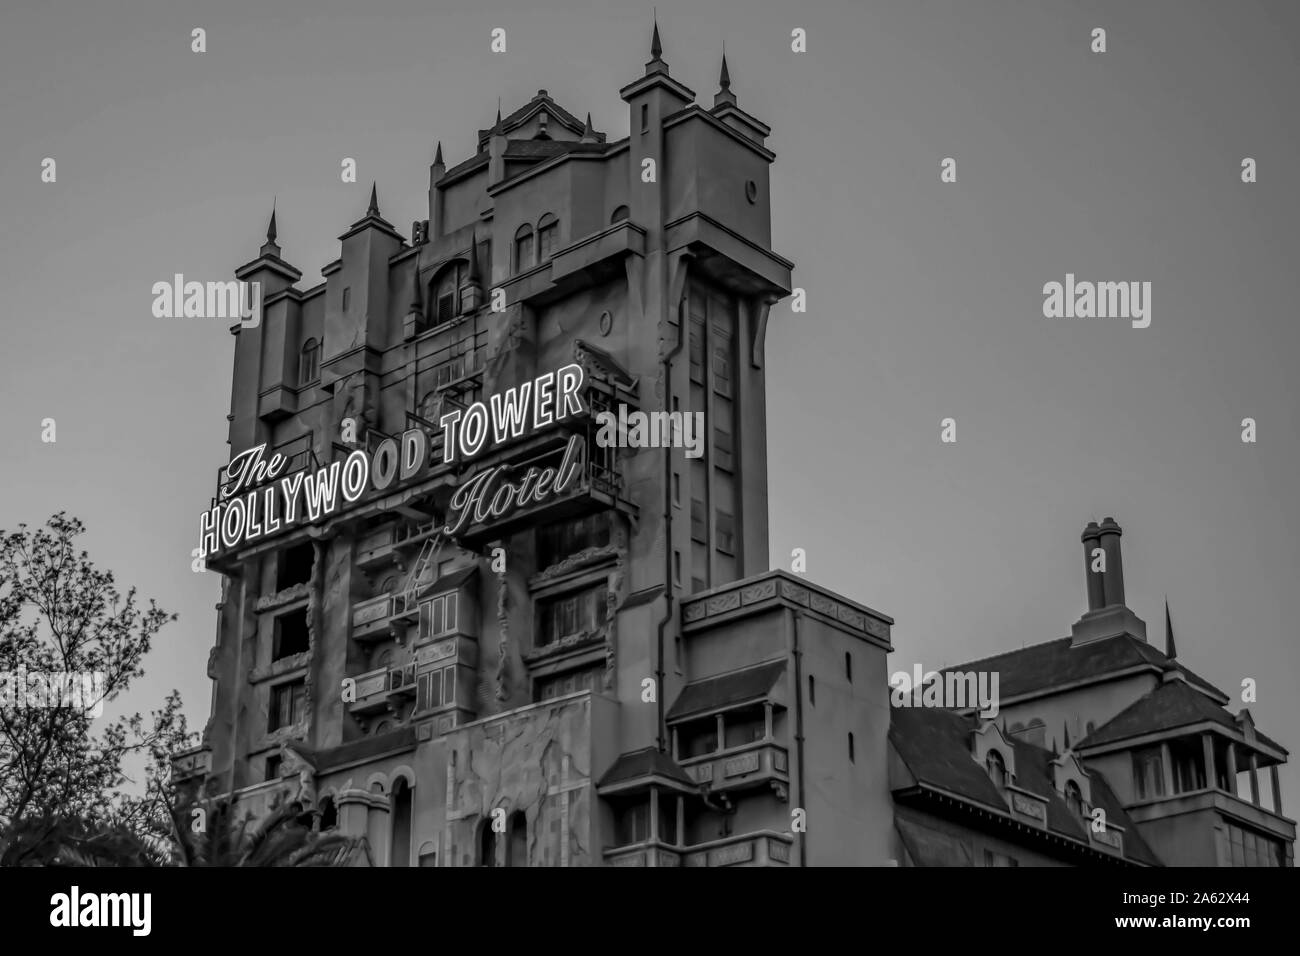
xmin=2 ymin=0 xmax=1296 ymax=809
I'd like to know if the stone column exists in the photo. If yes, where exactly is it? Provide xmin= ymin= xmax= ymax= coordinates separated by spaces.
xmin=1160 ymin=742 xmax=1175 ymax=796
xmin=1225 ymin=743 xmax=1238 ymax=796
xmin=1202 ymin=733 xmax=1216 ymax=791
xmin=649 ymin=786 xmax=660 ymax=843
xmin=676 ymin=796 xmax=685 ymax=847
xmin=1249 ymin=753 xmax=1260 ymax=806
xmin=764 ymin=702 xmax=774 ymax=740
xmin=1271 ymin=765 xmax=1282 ymax=815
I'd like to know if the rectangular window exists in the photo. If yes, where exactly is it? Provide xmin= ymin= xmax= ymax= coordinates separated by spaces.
xmin=265 ymin=755 xmax=282 ymax=781
xmin=673 ymin=550 xmax=682 ymax=588
xmin=419 ymin=592 xmax=459 ymax=640
xmin=712 ymin=343 xmax=732 ymax=397
xmin=269 ymin=679 xmax=306 ymax=731
xmin=690 ymin=499 xmax=707 ymax=544
xmin=716 ymin=511 xmax=735 ymax=555
xmin=1132 ymin=746 xmax=1166 ymax=801
xmin=538 ymin=584 xmax=608 ymax=647
xmin=688 ymin=321 xmax=705 ymax=384
xmin=714 ymin=426 xmax=734 ymax=472
xmin=640 ymin=104 xmax=649 ymax=133
xmin=272 ymin=608 xmax=310 ymax=661
xmin=537 ymin=513 xmax=610 ymax=569
xmin=680 ymin=720 xmax=719 ymax=758
xmin=672 ymin=473 xmax=681 ymax=507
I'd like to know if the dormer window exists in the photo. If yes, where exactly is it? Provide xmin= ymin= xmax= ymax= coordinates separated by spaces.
xmin=514 ymin=224 xmax=534 ymax=273
xmin=299 ymin=338 xmax=320 ymax=385
xmin=537 ymin=214 xmax=558 ymax=262
xmin=1065 ymin=779 xmax=1084 ymax=816
xmin=986 ymin=749 xmax=1007 ymax=789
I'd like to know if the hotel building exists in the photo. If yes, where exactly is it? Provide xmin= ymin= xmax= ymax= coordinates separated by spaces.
xmin=173 ymin=26 xmax=1292 ymax=867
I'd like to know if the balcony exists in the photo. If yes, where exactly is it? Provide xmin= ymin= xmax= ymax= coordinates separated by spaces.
xmin=348 ymin=664 xmax=418 ymax=716
xmin=603 ymin=841 xmax=682 ymax=868
xmin=170 ymin=745 xmax=212 ymax=783
xmin=351 ymin=594 xmax=402 ymax=643
xmin=681 ymin=830 xmax=794 ymax=867
xmin=679 ymin=740 xmax=790 ymax=800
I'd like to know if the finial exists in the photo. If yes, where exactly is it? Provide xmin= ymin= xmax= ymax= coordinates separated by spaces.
xmin=434 ymin=141 xmax=444 ymax=166
xmin=367 ymin=182 xmax=379 ymax=216
xmin=651 ymin=15 xmax=662 ymax=59
xmin=720 ymin=53 xmax=731 ymax=90
xmin=266 ymin=201 xmax=278 ymax=244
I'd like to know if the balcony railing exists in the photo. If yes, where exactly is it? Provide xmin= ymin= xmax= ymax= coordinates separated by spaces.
xmin=604 ymin=841 xmax=682 ymax=867
xmin=348 ymin=664 xmax=417 ymax=715
xmin=679 ymin=740 xmax=790 ymax=799
xmin=681 ymin=830 xmax=794 ymax=867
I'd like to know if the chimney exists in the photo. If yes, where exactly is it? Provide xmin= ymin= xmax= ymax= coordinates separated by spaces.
xmin=1097 ymin=517 xmax=1126 ymax=607
xmin=1081 ymin=521 xmax=1105 ymax=611
xmin=1070 ymin=516 xmax=1147 ymax=646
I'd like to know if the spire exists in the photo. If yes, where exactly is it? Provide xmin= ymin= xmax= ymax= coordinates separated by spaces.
xmin=260 ymin=201 xmax=281 ymax=257
xmin=713 ymin=50 xmax=738 ymax=108
xmin=434 ymin=140 xmax=444 ymax=166
xmin=645 ymin=15 xmax=668 ymax=75
xmin=495 ymin=99 xmax=503 ymax=131
xmin=1165 ymin=598 xmax=1177 ymax=659
xmin=367 ymin=182 xmax=379 ymax=217
xmin=581 ymin=112 xmax=597 ymax=143
xmin=1050 ymin=737 xmax=1059 ymax=758
xmin=1063 ymin=723 xmax=1071 ymax=751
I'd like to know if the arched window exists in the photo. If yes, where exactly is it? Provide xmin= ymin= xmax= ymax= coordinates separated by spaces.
xmin=514 ymin=224 xmax=534 ymax=273
xmin=390 ymin=778 xmax=413 ymax=867
xmin=505 ymin=811 xmax=527 ymax=867
xmin=299 ymin=338 xmax=320 ymax=385
xmin=478 ymin=817 xmax=497 ymax=867
xmin=318 ymin=796 xmax=337 ymax=832
xmin=610 ymin=205 xmax=629 ymax=224
xmin=844 ymin=651 xmax=853 ymax=683
xmin=537 ymin=213 xmax=558 ymax=262
xmin=1065 ymin=780 xmax=1084 ymax=816
xmin=986 ymin=750 xmax=1006 ymax=789
xmin=429 ymin=262 xmax=464 ymax=325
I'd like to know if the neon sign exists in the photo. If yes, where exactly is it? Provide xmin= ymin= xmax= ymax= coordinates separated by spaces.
xmin=198 ymin=364 xmax=588 ymax=558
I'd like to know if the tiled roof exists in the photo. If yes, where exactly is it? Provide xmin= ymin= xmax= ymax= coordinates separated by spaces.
xmin=889 ymin=706 xmax=1160 ymax=865
xmin=942 ymin=634 xmax=1225 ymax=702
xmin=666 ymin=660 xmax=785 ymax=722
xmin=597 ymin=747 xmax=696 ymax=789
xmin=1078 ymin=680 xmax=1287 ymax=753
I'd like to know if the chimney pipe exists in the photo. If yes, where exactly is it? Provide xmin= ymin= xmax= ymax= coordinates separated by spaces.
xmin=1081 ymin=521 xmax=1105 ymax=611
xmin=1097 ymin=517 xmax=1125 ymax=607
